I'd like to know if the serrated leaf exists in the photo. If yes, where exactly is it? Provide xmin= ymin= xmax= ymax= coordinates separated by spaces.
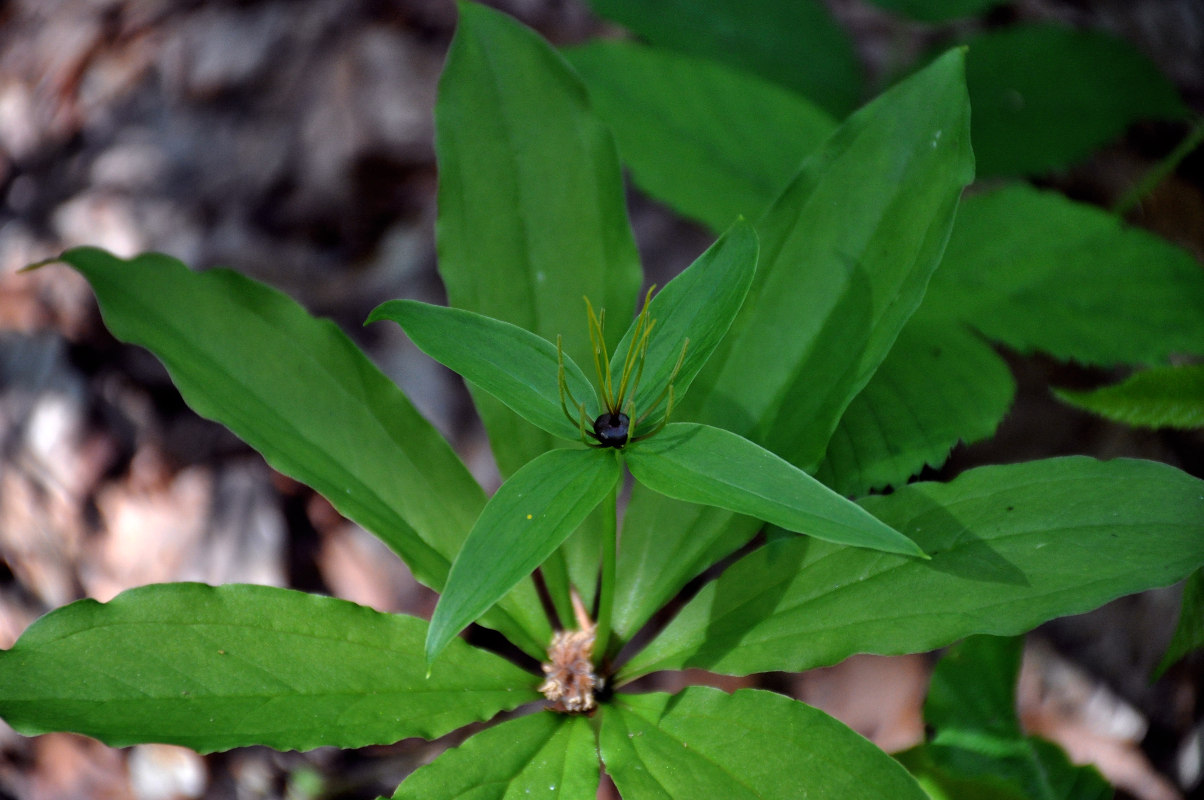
xmin=392 ymin=712 xmax=597 ymax=799
xmin=1056 ymin=364 xmax=1204 ymax=429
xmin=600 ymin=688 xmax=927 ymax=799
xmin=611 ymin=48 xmax=974 ymax=644
xmin=607 ymin=220 xmax=757 ymax=428
xmin=427 ymin=448 xmax=621 ymax=664
xmin=0 ymin=584 xmax=538 ymax=753
xmin=925 ymin=185 xmax=1204 ymax=365
xmin=367 ymin=300 xmax=596 ymax=443
xmin=45 ymin=247 xmax=547 ymax=657
xmin=816 ymin=316 xmax=1015 ymax=496
xmin=963 ymin=24 xmax=1185 ymax=176
xmin=585 ymin=0 xmax=862 ymax=117
xmin=924 ymin=636 xmax=1113 ymax=800
xmin=564 ymin=41 xmax=835 ymax=230
xmin=621 ymin=457 xmax=1204 ymax=680
xmin=436 ymin=2 xmax=641 ymax=477
xmin=626 ymin=423 xmax=924 ymax=557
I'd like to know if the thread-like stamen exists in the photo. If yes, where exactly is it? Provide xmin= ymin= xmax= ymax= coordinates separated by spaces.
xmin=612 ymin=287 xmax=656 ymax=411
xmin=585 ymin=299 xmax=612 ymax=410
xmin=557 ymin=335 xmax=587 ymax=430
xmin=634 ymin=337 xmax=689 ymax=427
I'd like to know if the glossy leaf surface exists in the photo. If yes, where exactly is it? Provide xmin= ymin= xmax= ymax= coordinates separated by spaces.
xmin=607 ymin=220 xmax=757 ymax=427
xmin=964 ymin=24 xmax=1185 ymax=176
xmin=612 ymin=48 xmax=974 ymax=642
xmin=428 ymin=448 xmax=621 ymax=664
xmin=47 ymin=247 xmax=546 ymax=655
xmin=585 ymin=0 xmax=861 ymax=117
xmin=816 ymin=315 xmax=1014 ymax=496
xmin=924 ymin=636 xmax=1112 ymax=800
xmin=626 ymin=423 xmax=924 ymax=557
xmin=368 ymin=300 xmax=596 ymax=443
xmin=0 ymin=584 xmax=538 ymax=753
xmin=393 ymin=712 xmax=597 ymax=799
xmin=622 ymin=457 xmax=1204 ymax=680
xmin=600 ymin=688 xmax=927 ymax=799
xmin=1055 ymin=364 xmax=1204 ymax=429
xmin=926 ymin=185 xmax=1204 ymax=365
xmin=565 ymin=41 xmax=835 ymax=230
xmin=436 ymin=2 xmax=641 ymax=477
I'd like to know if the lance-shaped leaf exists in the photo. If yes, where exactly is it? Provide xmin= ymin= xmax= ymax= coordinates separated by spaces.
xmin=393 ymin=712 xmax=597 ymax=799
xmin=1055 ymin=364 xmax=1204 ymax=430
xmin=0 ymin=584 xmax=539 ymax=753
xmin=919 ymin=636 xmax=1112 ymax=800
xmin=607 ymin=219 xmax=757 ymax=427
xmin=436 ymin=1 xmax=641 ymax=478
xmin=585 ymin=0 xmax=862 ymax=117
xmin=565 ymin=41 xmax=835 ymax=231
xmin=600 ymin=688 xmax=927 ymax=799
xmin=39 ymin=247 xmax=547 ymax=657
xmin=621 ymin=457 xmax=1204 ymax=681
xmin=435 ymin=0 xmax=642 ymax=611
xmin=427 ymin=448 xmax=622 ymax=664
xmin=609 ymin=48 xmax=974 ymax=644
xmin=625 ymin=423 xmax=924 ymax=557
xmin=367 ymin=300 xmax=596 ymax=443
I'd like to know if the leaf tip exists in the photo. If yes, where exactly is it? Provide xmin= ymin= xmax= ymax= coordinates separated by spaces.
xmin=19 ymin=255 xmax=62 ymax=274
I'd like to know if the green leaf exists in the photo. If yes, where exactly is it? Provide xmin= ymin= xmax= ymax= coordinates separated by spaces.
xmin=367 ymin=300 xmax=596 ymax=443
xmin=585 ymin=0 xmax=861 ymax=117
xmin=696 ymin=46 xmax=975 ymax=473
xmin=564 ymin=41 xmax=835 ymax=231
xmin=924 ymin=636 xmax=1112 ymax=800
xmin=45 ymin=247 xmax=547 ymax=656
xmin=393 ymin=712 xmax=597 ymax=799
xmin=427 ymin=448 xmax=622 ymax=664
xmin=926 ymin=185 xmax=1204 ymax=365
xmin=611 ymin=48 xmax=974 ymax=644
xmin=626 ymin=423 xmax=925 ymax=557
xmin=0 ymin=584 xmax=538 ymax=753
xmin=436 ymin=1 xmax=642 ymax=478
xmin=1155 ymin=568 xmax=1204 ymax=678
xmin=621 ymin=457 xmax=1204 ymax=680
xmin=608 ymin=219 xmax=758 ymax=427
xmin=895 ymin=746 xmax=1030 ymax=800
xmin=816 ymin=316 xmax=1015 ymax=496
xmin=600 ymin=688 xmax=927 ymax=799
xmin=867 ymin=0 xmax=1000 ymax=22
xmin=963 ymin=24 xmax=1185 ymax=176
xmin=1056 ymin=364 xmax=1204 ymax=429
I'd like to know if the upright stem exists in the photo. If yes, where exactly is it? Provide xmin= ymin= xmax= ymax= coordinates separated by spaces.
xmin=593 ymin=478 xmax=619 ymax=666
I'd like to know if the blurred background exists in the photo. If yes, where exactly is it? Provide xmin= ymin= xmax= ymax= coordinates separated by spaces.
xmin=1 ymin=0 xmax=1202 ymax=798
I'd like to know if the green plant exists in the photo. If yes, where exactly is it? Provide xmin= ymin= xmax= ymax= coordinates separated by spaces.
xmin=3 ymin=3 xmax=1203 ymax=797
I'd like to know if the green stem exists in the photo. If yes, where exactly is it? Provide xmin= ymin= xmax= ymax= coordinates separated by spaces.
xmin=1113 ymin=117 xmax=1204 ymax=217
xmin=594 ymin=477 xmax=619 ymax=666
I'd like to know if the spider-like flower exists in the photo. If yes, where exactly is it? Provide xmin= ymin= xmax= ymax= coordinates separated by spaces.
xmin=557 ymin=287 xmax=688 ymax=449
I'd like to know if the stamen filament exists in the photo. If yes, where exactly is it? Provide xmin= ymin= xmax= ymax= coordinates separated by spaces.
xmin=634 ymin=337 xmax=689 ymax=427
